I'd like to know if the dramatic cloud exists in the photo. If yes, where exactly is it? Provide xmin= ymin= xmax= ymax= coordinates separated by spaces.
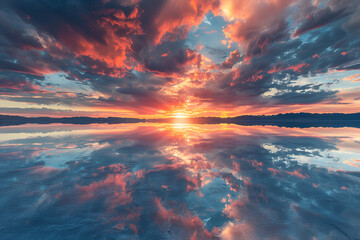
xmin=0 ymin=0 xmax=359 ymax=117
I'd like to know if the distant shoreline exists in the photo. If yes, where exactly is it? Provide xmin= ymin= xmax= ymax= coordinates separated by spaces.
xmin=1 ymin=113 xmax=360 ymax=128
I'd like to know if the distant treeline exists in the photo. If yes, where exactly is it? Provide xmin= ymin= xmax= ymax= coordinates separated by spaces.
xmin=188 ymin=113 xmax=360 ymax=128
xmin=1 ymin=113 xmax=360 ymax=128
xmin=0 ymin=115 xmax=144 ymax=126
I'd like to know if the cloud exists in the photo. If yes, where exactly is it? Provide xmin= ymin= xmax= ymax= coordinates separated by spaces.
xmin=0 ymin=0 xmax=359 ymax=116
xmin=221 ymin=50 xmax=240 ymax=69
xmin=293 ymin=4 xmax=349 ymax=36
xmin=222 ymin=0 xmax=293 ymax=54
xmin=139 ymin=0 xmax=219 ymax=44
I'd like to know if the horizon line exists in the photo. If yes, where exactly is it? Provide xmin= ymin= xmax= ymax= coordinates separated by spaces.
xmin=1 ymin=112 xmax=360 ymax=120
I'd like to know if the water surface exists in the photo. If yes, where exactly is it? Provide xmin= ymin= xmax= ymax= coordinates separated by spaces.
xmin=1 ymin=123 xmax=359 ymax=239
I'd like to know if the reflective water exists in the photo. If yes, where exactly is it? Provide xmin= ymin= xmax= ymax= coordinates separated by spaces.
xmin=0 ymin=123 xmax=359 ymax=240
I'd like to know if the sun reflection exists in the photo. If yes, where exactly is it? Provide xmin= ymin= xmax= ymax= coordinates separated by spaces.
xmin=172 ymin=122 xmax=189 ymax=129
xmin=171 ymin=112 xmax=190 ymax=127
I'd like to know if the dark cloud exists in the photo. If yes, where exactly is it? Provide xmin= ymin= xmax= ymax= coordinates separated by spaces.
xmin=270 ymin=89 xmax=339 ymax=105
xmin=0 ymin=11 xmax=43 ymax=50
xmin=7 ymin=0 xmax=108 ymax=46
xmin=132 ymin=38 xmax=199 ymax=75
xmin=293 ymin=5 xmax=349 ymax=36
xmin=191 ymin=14 xmax=359 ymax=108
xmin=0 ymin=71 xmax=45 ymax=94
xmin=246 ymin=19 xmax=289 ymax=57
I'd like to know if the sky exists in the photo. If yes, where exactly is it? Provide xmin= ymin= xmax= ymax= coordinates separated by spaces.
xmin=0 ymin=0 xmax=359 ymax=118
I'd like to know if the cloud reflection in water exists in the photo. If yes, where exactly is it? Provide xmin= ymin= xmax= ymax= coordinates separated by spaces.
xmin=0 ymin=124 xmax=359 ymax=239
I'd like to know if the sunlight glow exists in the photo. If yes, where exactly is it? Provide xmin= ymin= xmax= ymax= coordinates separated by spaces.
xmin=173 ymin=112 xmax=188 ymax=119
xmin=171 ymin=112 xmax=190 ymax=127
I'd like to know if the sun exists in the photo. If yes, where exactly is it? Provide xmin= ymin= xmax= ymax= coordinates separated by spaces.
xmin=171 ymin=112 xmax=190 ymax=126
xmin=173 ymin=112 xmax=188 ymax=119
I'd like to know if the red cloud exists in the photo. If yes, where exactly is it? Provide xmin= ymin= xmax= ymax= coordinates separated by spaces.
xmin=222 ymin=0 xmax=293 ymax=54
xmin=147 ymin=0 xmax=220 ymax=44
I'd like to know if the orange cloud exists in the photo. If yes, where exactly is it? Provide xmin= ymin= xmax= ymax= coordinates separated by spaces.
xmin=343 ymin=160 xmax=359 ymax=168
xmin=343 ymin=74 xmax=360 ymax=82
xmin=149 ymin=0 xmax=220 ymax=44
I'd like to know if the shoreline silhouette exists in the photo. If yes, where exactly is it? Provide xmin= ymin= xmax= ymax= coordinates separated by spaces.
xmin=1 ymin=113 xmax=360 ymax=128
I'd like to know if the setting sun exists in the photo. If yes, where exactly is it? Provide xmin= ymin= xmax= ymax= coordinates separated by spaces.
xmin=173 ymin=112 xmax=188 ymax=119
